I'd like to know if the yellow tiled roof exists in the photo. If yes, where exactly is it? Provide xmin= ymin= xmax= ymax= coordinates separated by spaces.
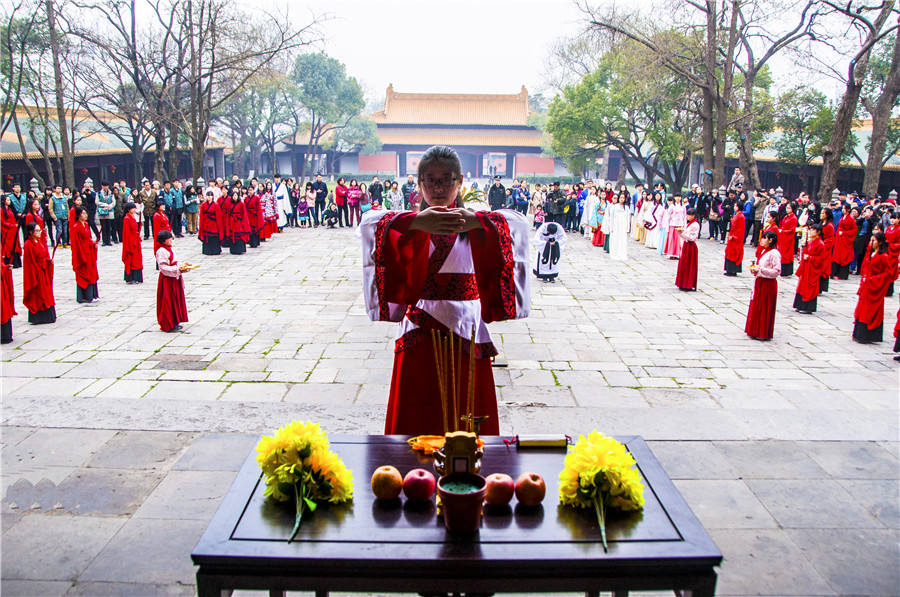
xmin=372 ymin=85 xmax=531 ymax=126
xmin=377 ymin=127 xmax=542 ymax=148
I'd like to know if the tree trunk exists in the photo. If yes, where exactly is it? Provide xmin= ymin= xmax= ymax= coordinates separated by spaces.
xmin=863 ymin=31 xmax=900 ymax=198
xmin=598 ymin=145 xmax=611 ymax=181
xmin=153 ymin=126 xmax=166 ymax=182
xmin=12 ymin=111 xmax=48 ymax=189
xmin=818 ymin=3 xmax=895 ymax=203
xmin=45 ymin=0 xmax=74 ymax=189
xmin=701 ymin=0 xmax=718 ymax=189
xmin=131 ymin=146 xmax=144 ymax=189
xmin=713 ymin=0 xmax=740 ymax=190
xmin=167 ymin=122 xmax=180 ymax=181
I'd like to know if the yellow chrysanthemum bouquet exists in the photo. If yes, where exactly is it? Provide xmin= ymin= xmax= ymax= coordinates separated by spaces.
xmin=559 ymin=431 xmax=645 ymax=551
xmin=256 ymin=421 xmax=354 ymax=542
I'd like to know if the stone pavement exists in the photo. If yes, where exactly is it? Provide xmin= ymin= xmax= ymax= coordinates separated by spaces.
xmin=1 ymin=219 xmax=898 ymax=596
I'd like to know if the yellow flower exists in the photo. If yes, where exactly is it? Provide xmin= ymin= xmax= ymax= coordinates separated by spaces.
xmin=558 ymin=431 xmax=645 ymax=511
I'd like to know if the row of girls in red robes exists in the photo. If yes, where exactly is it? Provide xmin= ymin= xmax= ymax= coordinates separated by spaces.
xmin=197 ymin=186 xmax=276 ymax=256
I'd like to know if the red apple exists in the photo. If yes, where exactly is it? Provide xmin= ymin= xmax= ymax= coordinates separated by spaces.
xmin=402 ymin=468 xmax=436 ymax=501
xmin=484 ymin=473 xmax=515 ymax=506
xmin=515 ymin=472 xmax=546 ymax=506
xmin=371 ymin=465 xmax=403 ymax=500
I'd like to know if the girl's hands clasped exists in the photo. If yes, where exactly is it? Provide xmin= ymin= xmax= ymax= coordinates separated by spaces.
xmin=411 ymin=207 xmax=481 ymax=235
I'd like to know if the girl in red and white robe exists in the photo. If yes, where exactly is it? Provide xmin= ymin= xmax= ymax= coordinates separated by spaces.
xmin=359 ymin=146 xmax=530 ymax=437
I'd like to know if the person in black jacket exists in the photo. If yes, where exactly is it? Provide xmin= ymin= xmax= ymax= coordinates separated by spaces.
xmin=545 ymin=181 xmax=566 ymax=223
xmin=369 ymin=177 xmax=384 ymax=207
xmin=487 ymin=176 xmax=506 ymax=211
xmin=720 ymin=190 xmax=737 ymax=243
xmin=853 ymin=205 xmax=878 ymax=274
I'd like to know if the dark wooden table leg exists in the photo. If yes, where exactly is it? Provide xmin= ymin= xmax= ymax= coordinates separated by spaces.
xmin=195 ymin=570 xmax=232 ymax=597
xmin=681 ymin=570 xmax=718 ymax=597
xmin=314 ymin=590 xmax=328 ymax=597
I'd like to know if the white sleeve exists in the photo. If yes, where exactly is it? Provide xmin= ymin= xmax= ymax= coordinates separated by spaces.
xmin=358 ymin=210 xmax=407 ymax=322
xmin=495 ymin=209 xmax=531 ymax=320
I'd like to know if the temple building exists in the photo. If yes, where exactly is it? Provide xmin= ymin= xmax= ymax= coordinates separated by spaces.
xmin=337 ymin=85 xmax=566 ymax=179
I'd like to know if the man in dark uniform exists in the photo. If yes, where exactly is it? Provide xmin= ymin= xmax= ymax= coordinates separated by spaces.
xmin=311 ymin=174 xmax=328 ymax=228
xmin=487 ymin=175 xmax=506 ymax=211
xmin=369 ymin=176 xmax=384 ymax=207
xmin=545 ymin=181 xmax=565 ymax=223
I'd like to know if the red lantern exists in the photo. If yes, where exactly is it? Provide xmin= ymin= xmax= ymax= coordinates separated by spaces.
xmin=110 ymin=165 xmax=117 ymax=173
xmin=81 ymin=168 xmax=89 ymax=174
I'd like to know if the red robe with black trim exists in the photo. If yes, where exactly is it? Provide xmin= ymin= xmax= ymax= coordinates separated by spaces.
xmin=152 ymin=211 xmax=171 ymax=256
xmin=245 ymin=193 xmax=263 ymax=235
xmin=360 ymin=209 xmax=530 ymax=436
xmin=24 ymin=212 xmax=46 ymax=247
xmin=777 ymin=213 xmax=798 ymax=265
xmin=1 ymin=261 xmax=16 ymax=324
xmin=855 ymin=252 xmax=892 ymax=330
xmin=199 ymin=201 xmax=224 ymax=242
xmin=833 ymin=214 xmax=857 ymax=266
xmin=795 ymin=237 xmax=826 ymax=302
xmin=226 ymin=199 xmax=250 ymax=243
xmin=1 ymin=206 xmax=21 ymax=262
xmin=821 ymin=222 xmax=835 ymax=275
xmin=885 ymin=224 xmax=900 ymax=283
xmin=22 ymin=237 xmax=54 ymax=313
xmin=70 ymin=221 xmax=99 ymax=289
xmin=122 ymin=215 xmax=143 ymax=273
xmin=725 ymin=211 xmax=745 ymax=265
xmin=755 ymin=224 xmax=778 ymax=262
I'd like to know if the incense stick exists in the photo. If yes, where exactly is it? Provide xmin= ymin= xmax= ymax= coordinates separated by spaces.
xmin=468 ymin=325 xmax=476 ymax=432
xmin=449 ymin=332 xmax=457 ymax=432
xmin=430 ymin=329 xmax=448 ymax=434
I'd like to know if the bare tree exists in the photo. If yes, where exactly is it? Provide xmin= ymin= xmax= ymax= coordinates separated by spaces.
xmin=815 ymin=0 xmax=898 ymax=203
xmin=860 ymin=30 xmax=900 ymax=197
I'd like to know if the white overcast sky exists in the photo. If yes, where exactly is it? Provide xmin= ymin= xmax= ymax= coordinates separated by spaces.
xmin=260 ymin=0 xmax=588 ymax=101
xmin=250 ymin=0 xmax=846 ymax=105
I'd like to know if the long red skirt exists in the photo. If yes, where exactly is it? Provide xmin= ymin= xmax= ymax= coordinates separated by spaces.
xmin=745 ymin=277 xmax=777 ymax=339
xmin=675 ymin=241 xmax=698 ymax=290
xmin=157 ymin=274 xmax=188 ymax=332
xmin=592 ymin=228 xmax=605 ymax=247
xmin=385 ymin=338 xmax=500 ymax=437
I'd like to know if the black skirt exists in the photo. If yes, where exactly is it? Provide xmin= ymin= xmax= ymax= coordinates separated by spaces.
xmin=853 ymin=321 xmax=883 ymax=343
xmin=76 ymin=283 xmax=99 ymax=303
xmin=894 ymin=333 xmax=899 ymax=352
xmin=202 ymin=237 xmax=222 ymax=255
xmin=724 ymin=259 xmax=742 ymax=275
xmin=124 ymin=269 xmax=143 ymax=283
xmin=229 ymin=239 xmax=246 ymax=255
xmin=819 ymin=276 xmax=829 ymax=293
xmin=28 ymin=306 xmax=56 ymax=324
xmin=249 ymin=233 xmax=260 ymax=248
xmin=887 ymin=281 xmax=894 ymax=297
xmin=831 ymin=263 xmax=849 ymax=279
xmin=793 ymin=293 xmax=817 ymax=313
xmin=1 ymin=320 xmax=11 ymax=343
xmin=780 ymin=261 xmax=794 ymax=277
xmin=4 ymin=254 xmax=21 ymax=268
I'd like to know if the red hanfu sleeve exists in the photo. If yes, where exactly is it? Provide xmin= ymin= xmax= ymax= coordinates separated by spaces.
xmin=470 ymin=211 xmax=517 ymax=323
xmin=1 ymin=261 xmax=16 ymax=323
xmin=778 ymin=215 xmax=798 ymax=264
xmin=373 ymin=212 xmax=429 ymax=317
xmin=725 ymin=213 xmax=745 ymax=262
xmin=855 ymin=253 xmax=892 ymax=329
xmin=796 ymin=239 xmax=826 ymax=301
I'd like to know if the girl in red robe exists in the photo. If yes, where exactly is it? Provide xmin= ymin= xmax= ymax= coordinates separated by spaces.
xmin=122 ymin=202 xmax=143 ymax=284
xmin=676 ymin=209 xmax=700 ymax=291
xmin=831 ymin=203 xmax=856 ymax=279
xmin=245 ymin=189 xmax=262 ymax=248
xmin=755 ymin=213 xmax=778 ymax=263
xmin=2 ymin=195 xmax=22 ymax=268
xmin=853 ymin=232 xmax=892 ymax=343
xmin=883 ymin=211 xmax=900 ymax=297
xmin=724 ymin=207 xmax=745 ymax=276
xmin=24 ymin=199 xmax=47 ymax=248
xmin=22 ymin=222 xmax=56 ymax=324
xmin=777 ymin=202 xmax=798 ymax=276
xmin=155 ymin=230 xmax=189 ymax=333
xmin=1 ymin=261 xmax=16 ymax=343
xmin=793 ymin=224 xmax=826 ymax=314
xmin=71 ymin=207 xmax=100 ymax=303
xmin=745 ymin=230 xmax=780 ymax=340
xmin=819 ymin=208 xmax=835 ymax=293
xmin=226 ymin=190 xmax=250 ymax=255
xmin=152 ymin=203 xmax=171 ymax=258
xmin=893 ymin=295 xmax=900 ymax=360
xmin=360 ymin=145 xmax=531 ymax=436
xmin=199 ymin=191 xmax=224 ymax=255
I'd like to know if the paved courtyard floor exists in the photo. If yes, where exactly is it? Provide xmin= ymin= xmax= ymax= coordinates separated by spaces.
xmin=1 ymin=218 xmax=898 ymax=596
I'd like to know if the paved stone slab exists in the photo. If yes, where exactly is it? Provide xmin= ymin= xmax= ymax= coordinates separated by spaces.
xmin=62 ymin=359 xmax=141 ymax=379
xmin=78 ymin=518 xmax=206 ymax=585
xmin=219 ymin=381 xmax=288 ymax=402
xmin=142 ymin=381 xmax=228 ymax=401
xmin=133 ymin=470 xmax=237 ymax=520
xmin=707 ymin=528 xmax=835 ymax=595
xmin=797 ymin=440 xmax=899 ymax=479
xmin=787 ymin=528 xmax=899 ymax=596
xmin=173 ymin=433 xmax=258 ymax=471
xmin=714 ymin=440 xmax=830 ymax=479
xmin=8 ymin=378 xmax=96 ymax=398
xmin=3 ymin=428 xmax=117 ymax=469
xmin=282 ymin=383 xmax=359 ymax=404
xmin=1 ymin=515 xmax=125 ymax=581
xmin=62 ymin=581 xmax=194 ymax=596
xmin=95 ymin=379 xmax=156 ymax=399
xmin=646 ymin=441 xmax=738 ymax=480
xmin=2 ymin=361 xmax=78 ymax=378
xmin=1 ymin=426 xmax=37 ymax=447
xmin=86 ymin=431 xmax=196 ymax=470
xmin=746 ymin=479 xmax=884 ymax=529
xmin=673 ymin=479 xmax=778 ymax=529
xmin=1 ymin=580 xmax=73 ymax=596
